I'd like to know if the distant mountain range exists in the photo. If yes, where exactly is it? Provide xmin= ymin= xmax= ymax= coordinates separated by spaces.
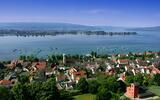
xmin=0 ymin=22 xmax=159 ymax=31
xmin=0 ymin=23 xmax=100 ymax=31
xmin=127 ymin=26 xmax=160 ymax=31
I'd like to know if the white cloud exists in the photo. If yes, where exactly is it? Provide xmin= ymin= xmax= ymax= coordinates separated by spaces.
xmin=85 ymin=9 xmax=122 ymax=15
xmin=87 ymin=9 xmax=105 ymax=14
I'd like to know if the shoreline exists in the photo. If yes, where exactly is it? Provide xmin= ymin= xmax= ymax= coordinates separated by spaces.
xmin=0 ymin=50 xmax=159 ymax=61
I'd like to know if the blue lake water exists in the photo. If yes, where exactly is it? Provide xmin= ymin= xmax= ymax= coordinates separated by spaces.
xmin=0 ymin=31 xmax=160 ymax=60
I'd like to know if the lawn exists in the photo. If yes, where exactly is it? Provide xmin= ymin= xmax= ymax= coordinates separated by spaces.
xmin=148 ymin=85 xmax=160 ymax=96
xmin=73 ymin=93 xmax=96 ymax=100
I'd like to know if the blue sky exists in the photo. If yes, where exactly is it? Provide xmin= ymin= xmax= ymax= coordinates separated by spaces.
xmin=0 ymin=0 xmax=160 ymax=27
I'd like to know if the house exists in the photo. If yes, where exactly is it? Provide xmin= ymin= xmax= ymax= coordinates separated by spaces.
xmin=118 ymin=54 xmax=128 ymax=58
xmin=117 ymin=59 xmax=129 ymax=65
xmin=65 ymin=82 xmax=75 ymax=90
xmin=0 ymin=80 xmax=13 ymax=88
xmin=68 ymin=67 xmax=78 ymax=75
xmin=118 ymin=73 xmax=126 ymax=82
xmin=32 ymin=61 xmax=47 ymax=70
xmin=125 ymin=83 xmax=156 ymax=99
xmin=135 ymin=53 xmax=143 ymax=57
xmin=124 ymin=65 xmax=133 ymax=71
xmin=125 ymin=83 xmax=139 ymax=98
xmin=71 ymin=70 xmax=87 ymax=83
xmin=45 ymin=68 xmax=54 ymax=77
xmin=0 ymin=80 xmax=12 ymax=85
xmin=85 ymin=62 xmax=99 ymax=74
xmin=151 ymin=65 xmax=160 ymax=74
xmin=7 ymin=60 xmax=23 ymax=69
xmin=106 ymin=68 xmax=115 ymax=76
xmin=136 ymin=59 xmax=148 ymax=67
xmin=56 ymin=75 xmax=68 ymax=82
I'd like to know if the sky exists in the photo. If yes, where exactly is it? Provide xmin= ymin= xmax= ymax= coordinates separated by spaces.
xmin=0 ymin=0 xmax=160 ymax=27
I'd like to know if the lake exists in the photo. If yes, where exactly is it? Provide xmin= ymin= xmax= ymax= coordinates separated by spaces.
xmin=0 ymin=31 xmax=160 ymax=60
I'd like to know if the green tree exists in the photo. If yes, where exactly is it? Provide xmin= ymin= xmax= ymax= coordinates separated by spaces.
xmin=88 ymin=80 xmax=99 ymax=94
xmin=26 ymin=55 xmax=36 ymax=62
xmin=12 ymin=76 xmax=60 ymax=100
xmin=84 ymin=68 xmax=93 ymax=78
xmin=17 ymin=75 xmax=30 ymax=84
xmin=0 ymin=86 xmax=12 ymax=100
xmin=77 ymin=78 xmax=88 ymax=93
xmin=99 ymin=76 xmax=118 ymax=93
xmin=143 ymin=75 xmax=152 ymax=86
xmin=153 ymin=74 xmax=160 ymax=86
xmin=48 ymin=55 xmax=58 ymax=64
xmin=0 ymin=62 xmax=5 ymax=69
xmin=37 ymin=77 xmax=60 ymax=100
xmin=12 ymin=83 xmax=32 ymax=100
xmin=0 ymin=69 xmax=5 ymax=80
xmin=111 ymin=93 xmax=120 ymax=100
xmin=96 ymin=89 xmax=112 ymax=100
xmin=134 ymin=74 xmax=144 ymax=85
xmin=19 ymin=55 xmax=26 ymax=61
xmin=125 ymin=75 xmax=134 ymax=84
xmin=91 ymin=51 xmax=97 ymax=58
xmin=60 ymin=90 xmax=72 ymax=100
xmin=117 ymin=80 xmax=126 ymax=94
xmin=30 ymin=82 xmax=42 ymax=100
xmin=98 ymin=64 xmax=106 ymax=72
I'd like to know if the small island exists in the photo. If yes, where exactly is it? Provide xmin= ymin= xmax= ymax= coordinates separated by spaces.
xmin=0 ymin=29 xmax=137 ymax=36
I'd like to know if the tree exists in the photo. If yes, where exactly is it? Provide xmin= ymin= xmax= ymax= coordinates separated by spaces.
xmin=0 ymin=86 xmax=12 ymax=100
xmin=105 ymin=76 xmax=118 ymax=93
xmin=12 ymin=83 xmax=32 ymax=100
xmin=12 ymin=75 xmax=32 ymax=100
xmin=30 ymin=82 xmax=42 ymax=100
xmin=77 ymin=78 xmax=88 ymax=93
xmin=143 ymin=75 xmax=152 ymax=86
xmin=111 ymin=93 xmax=120 ymax=100
xmin=91 ymin=51 xmax=97 ymax=58
xmin=134 ymin=74 xmax=144 ymax=85
xmin=19 ymin=55 xmax=26 ymax=61
xmin=60 ymin=90 xmax=72 ymax=100
xmin=26 ymin=55 xmax=36 ymax=62
xmin=125 ymin=75 xmax=134 ymax=84
xmin=17 ymin=75 xmax=30 ymax=84
xmin=88 ymin=80 xmax=99 ymax=94
xmin=98 ymin=64 xmax=106 ymax=72
xmin=0 ymin=62 xmax=5 ymax=69
xmin=117 ymin=80 xmax=126 ymax=93
xmin=100 ymin=76 xmax=118 ymax=92
xmin=37 ymin=77 xmax=60 ymax=100
xmin=84 ymin=68 xmax=93 ymax=78
xmin=153 ymin=74 xmax=160 ymax=86
xmin=12 ymin=76 xmax=60 ymax=100
xmin=48 ymin=55 xmax=58 ymax=64
xmin=96 ymin=89 xmax=112 ymax=100
xmin=0 ymin=69 xmax=5 ymax=80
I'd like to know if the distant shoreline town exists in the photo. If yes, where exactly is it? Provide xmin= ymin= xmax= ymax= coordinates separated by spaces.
xmin=0 ymin=29 xmax=137 ymax=36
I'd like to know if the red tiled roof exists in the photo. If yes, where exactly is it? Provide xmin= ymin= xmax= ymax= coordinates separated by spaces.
xmin=0 ymin=80 xmax=12 ymax=85
xmin=32 ymin=61 xmax=47 ymax=70
xmin=118 ymin=59 xmax=129 ymax=64
xmin=73 ymin=70 xmax=86 ymax=77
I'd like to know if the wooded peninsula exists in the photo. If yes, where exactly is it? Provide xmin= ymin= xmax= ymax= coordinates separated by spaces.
xmin=0 ymin=29 xmax=137 ymax=36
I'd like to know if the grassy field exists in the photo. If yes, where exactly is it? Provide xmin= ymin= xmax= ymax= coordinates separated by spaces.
xmin=148 ymin=85 xmax=160 ymax=96
xmin=73 ymin=93 xmax=96 ymax=100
